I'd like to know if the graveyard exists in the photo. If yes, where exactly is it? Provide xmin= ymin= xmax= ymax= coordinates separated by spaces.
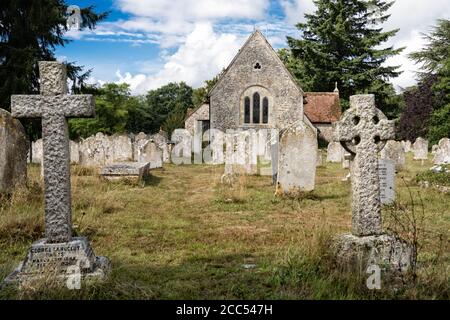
xmin=0 ymin=152 xmax=448 ymax=299
xmin=0 ymin=1 xmax=449 ymax=303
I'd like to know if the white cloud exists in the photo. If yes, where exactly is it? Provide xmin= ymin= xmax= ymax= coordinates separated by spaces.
xmin=279 ymin=0 xmax=450 ymax=89
xmin=83 ymin=0 xmax=450 ymax=94
xmin=280 ymin=0 xmax=315 ymax=25
xmin=116 ymin=0 xmax=269 ymax=20
xmin=114 ymin=22 xmax=243 ymax=94
xmin=384 ymin=0 xmax=450 ymax=89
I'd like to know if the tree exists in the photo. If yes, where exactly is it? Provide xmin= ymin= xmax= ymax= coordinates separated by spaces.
xmin=69 ymin=83 xmax=134 ymax=139
xmin=145 ymin=82 xmax=193 ymax=133
xmin=0 ymin=1 xmax=107 ymax=141
xmin=427 ymin=56 xmax=450 ymax=144
xmin=408 ymin=19 xmax=450 ymax=145
xmin=396 ymin=75 xmax=437 ymax=142
xmin=409 ymin=19 xmax=450 ymax=76
xmin=284 ymin=0 xmax=403 ymax=116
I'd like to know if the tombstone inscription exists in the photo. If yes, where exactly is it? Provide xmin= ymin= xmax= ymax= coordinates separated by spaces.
xmin=4 ymin=62 xmax=110 ymax=285
xmin=378 ymin=159 xmax=395 ymax=205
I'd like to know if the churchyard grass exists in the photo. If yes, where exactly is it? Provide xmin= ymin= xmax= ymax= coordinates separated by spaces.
xmin=0 ymin=154 xmax=448 ymax=299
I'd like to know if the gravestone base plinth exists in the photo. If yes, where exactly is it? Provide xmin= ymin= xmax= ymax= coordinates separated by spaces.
xmin=3 ymin=237 xmax=110 ymax=286
xmin=334 ymin=233 xmax=414 ymax=275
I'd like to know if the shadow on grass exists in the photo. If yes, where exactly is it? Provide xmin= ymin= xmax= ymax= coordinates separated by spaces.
xmin=142 ymin=174 xmax=163 ymax=187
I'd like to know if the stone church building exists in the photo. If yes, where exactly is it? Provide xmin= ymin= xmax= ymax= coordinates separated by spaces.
xmin=185 ymin=30 xmax=341 ymax=143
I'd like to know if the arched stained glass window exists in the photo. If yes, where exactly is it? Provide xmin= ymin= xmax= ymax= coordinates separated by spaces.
xmin=253 ymin=92 xmax=260 ymax=124
xmin=244 ymin=97 xmax=250 ymax=123
xmin=263 ymin=97 xmax=269 ymax=124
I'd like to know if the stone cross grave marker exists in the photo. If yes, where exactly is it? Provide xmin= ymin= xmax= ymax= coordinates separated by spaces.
xmin=332 ymin=95 xmax=413 ymax=276
xmin=7 ymin=62 xmax=109 ymax=283
xmin=11 ymin=62 xmax=93 ymax=243
xmin=333 ymin=94 xmax=395 ymax=236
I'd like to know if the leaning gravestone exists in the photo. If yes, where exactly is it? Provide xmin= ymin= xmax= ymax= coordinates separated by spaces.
xmin=413 ymin=137 xmax=428 ymax=161
xmin=326 ymin=141 xmax=344 ymax=162
xmin=332 ymin=94 xmax=413 ymax=275
xmin=378 ymin=159 xmax=395 ymax=205
xmin=0 ymin=109 xmax=28 ymax=193
xmin=433 ymin=138 xmax=450 ymax=165
xmin=380 ymin=140 xmax=405 ymax=171
xmin=4 ymin=62 xmax=110 ymax=285
xmin=276 ymin=122 xmax=317 ymax=195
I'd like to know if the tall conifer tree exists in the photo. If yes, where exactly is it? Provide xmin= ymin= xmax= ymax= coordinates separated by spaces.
xmin=284 ymin=0 xmax=402 ymax=113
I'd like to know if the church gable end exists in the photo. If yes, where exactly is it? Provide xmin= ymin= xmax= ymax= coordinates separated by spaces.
xmin=209 ymin=31 xmax=305 ymax=132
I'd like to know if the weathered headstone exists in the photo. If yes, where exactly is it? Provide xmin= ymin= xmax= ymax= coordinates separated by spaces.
xmin=433 ymin=138 xmax=450 ymax=165
xmin=401 ymin=140 xmax=412 ymax=153
xmin=431 ymin=144 xmax=438 ymax=154
xmin=110 ymin=134 xmax=133 ymax=162
xmin=0 ymin=109 xmax=28 ymax=193
xmin=276 ymin=122 xmax=317 ymax=195
xmin=326 ymin=141 xmax=344 ymax=162
xmin=204 ymin=129 xmax=225 ymax=165
xmin=151 ymin=132 xmax=170 ymax=163
xmin=101 ymin=162 xmax=150 ymax=183
xmin=332 ymin=94 xmax=413 ymax=274
xmin=137 ymin=141 xmax=163 ymax=169
xmin=224 ymin=129 xmax=258 ymax=175
xmin=31 ymin=139 xmax=43 ymax=164
xmin=70 ymin=140 xmax=80 ymax=164
xmin=379 ymin=159 xmax=395 ymax=205
xmin=79 ymin=133 xmax=133 ymax=167
xmin=316 ymin=149 xmax=324 ymax=167
xmin=5 ymin=62 xmax=109 ymax=285
xmin=342 ymin=151 xmax=351 ymax=169
xmin=79 ymin=132 xmax=109 ymax=167
xmin=380 ymin=140 xmax=405 ymax=171
xmin=413 ymin=137 xmax=428 ymax=161
xmin=132 ymin=132 xmax=148 ymax=161
xmin=171 ymin=129 xmax=192 ymax=165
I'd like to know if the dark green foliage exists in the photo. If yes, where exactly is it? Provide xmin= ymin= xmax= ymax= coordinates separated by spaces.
xmin=407 ymin=19 xmax=450 ymax=145
xmin=0 ymin=0 xmax=107 ymax=142
xmin=396 ymin=75 xmax=437 ymax=142
xmin=144 ymin=82 xmax=193 ymax=134
xmin=428 ymin=56 xmax=450 ymax=144
xmin=69 ymin=83 xmax=134 ymax=139
xmin=283 ymin=0 xmax=403 ymax=116
xmin=409 ymin=19 xmax=450 ymax=76
xmin=68 ymin=82 xmax=195 ymax=139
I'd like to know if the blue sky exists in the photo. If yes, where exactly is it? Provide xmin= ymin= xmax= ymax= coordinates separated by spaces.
xmin=57 ymin=0 xmax=450 ymax=94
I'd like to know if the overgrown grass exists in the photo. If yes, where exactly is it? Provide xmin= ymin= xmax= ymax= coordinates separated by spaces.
xmin=0 ymin=153 xmax=448 ymax=299
xmin=415 ymin=164 xmax=450 ymax=186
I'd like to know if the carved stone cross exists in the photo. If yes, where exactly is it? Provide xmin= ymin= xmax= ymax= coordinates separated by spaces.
xmin=11 ymin=62 xmax=94 ymax=243
xmin=333 ymin=95 xmax=395 ymax=236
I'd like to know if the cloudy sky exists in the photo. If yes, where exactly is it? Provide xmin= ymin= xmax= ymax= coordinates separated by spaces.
xmin=58 ymin=0 xmax=450 ymax=94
